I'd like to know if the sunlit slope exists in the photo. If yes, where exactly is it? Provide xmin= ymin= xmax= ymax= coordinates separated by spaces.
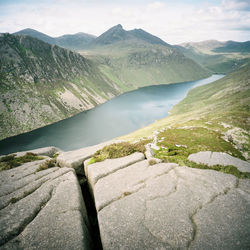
xmin=121 ymin=63 xmax=250 ymax=160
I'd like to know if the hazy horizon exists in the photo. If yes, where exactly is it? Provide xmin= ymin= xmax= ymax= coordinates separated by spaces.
xmin=0 ymin=0 xmax=250 ymax=44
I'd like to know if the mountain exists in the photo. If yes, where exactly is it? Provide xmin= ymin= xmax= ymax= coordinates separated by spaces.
xmin=0 ymin=33 xmax=121 ymax=140
xmin=13 ymin=28 xmax=96 ymax=50
xmin=82 ymin=25 xmax=210 ymax=88
xmin=128 ymin=28 xmax=168 ymax=46
xmin=92 ymin=24 xmax=169 ymax=46
xmin=55 ymin=32 xmax=96 ymax=50
xmin=175 ymin=40 xmax=250 ymax=74
xmin=213 ymin=40 xmax=250 ymax=53
xmin=93 ymin=24 xmax=132 ymax=45
xmin=13 ymin=28 xmax=55 ymax=44
xmin=1 ymin=26 xmax=212 ymax=139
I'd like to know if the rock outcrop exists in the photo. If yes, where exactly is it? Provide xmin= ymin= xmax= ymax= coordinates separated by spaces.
xmin=57 ymin=140 xmax=122 ymax=175
xmin=86 ymin=154 xmax=250 ymax=249
xmin=0 ymin=150 xmax=91 ymax=250
xmin=1 ymin=145 xmax=250 ymax=250
xmin=188 ymin=151 xmax=250 ymax=173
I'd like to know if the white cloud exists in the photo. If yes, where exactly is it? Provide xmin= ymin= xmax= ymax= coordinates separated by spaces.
xmin=222 ymin=0 xmax=250 ymax=10
xmin=0 ymin=0 xmax=249 ymax=44
xmin=147 ymin=1 xmax=165 ymax=10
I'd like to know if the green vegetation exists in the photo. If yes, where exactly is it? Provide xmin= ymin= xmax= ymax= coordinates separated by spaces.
xmin=151 ymin=128 xmax=249 ymax=178
xmin=0 ymin=152 xmax=44 ymax=171
xmin=0 ymin=33 xmax=120 ymax=140
xmin=89 ymin=141 xmax=148 ymax=164
xmin=81 ymin=42 xmax=210 ymax=89
xmin=36 ymin=158 xmax=57 ymax=172
xmin=121 ymin=63 xmax=250 ymax=177
xmin=155 ymin=127 xmax=242 ymax=158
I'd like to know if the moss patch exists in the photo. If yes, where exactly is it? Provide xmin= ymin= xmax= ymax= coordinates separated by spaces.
xmin=89 ymin=141 xmax=149 ymax=164
xmin=153 ymin=128 xmax=249 ymax=178
xmin=37 ymin=158 xmax=57 ymax=172
xmin=0 ymin=152 xmax=44 ymax=171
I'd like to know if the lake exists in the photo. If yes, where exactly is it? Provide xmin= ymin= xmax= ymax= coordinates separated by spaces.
xmin=0 ymin=74 xmax=224 ymax=155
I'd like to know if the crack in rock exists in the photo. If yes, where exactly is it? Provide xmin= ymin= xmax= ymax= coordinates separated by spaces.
xmin=0 ymin=167 xmax=59 ymax=198
xmin=0 ymin=169 xmax=73 ymax=247
xmin=98 ymin=182 xmax=146 ymax=212
xmin=0 ymin=188 xmax=54 ymax=246
xmin=97 ymin=164 xmax=177 ymax=212
xmin=187 ymin=180 xmax=238 ymax=249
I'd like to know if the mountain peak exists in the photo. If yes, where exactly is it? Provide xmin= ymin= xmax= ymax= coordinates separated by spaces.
xmin=93 ymin=24 xmax=129 ymax=45
xmin=113 ymin=24 xmax=123 ymax=29
xmin=13 ymin=28 xmax=55 ymax=44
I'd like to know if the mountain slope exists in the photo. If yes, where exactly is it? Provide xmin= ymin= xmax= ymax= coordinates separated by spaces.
xmin=82 ymin=25 xmax=210 ymax=88
xmin=55 ymin=32 xmax=96 ymax=50
xmin=213 ymin=40 xmax=250 ymax=53
xmin=0 ymin=33 xmax=121 ymax=140
xmin=175 ymin=40 xmax=250 ymax=73
xmin=122 ymin=62 xmax=250 ymax=160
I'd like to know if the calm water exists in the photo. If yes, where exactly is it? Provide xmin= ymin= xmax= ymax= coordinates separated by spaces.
xmin=0 ymin=74 xmax=224 ymax=155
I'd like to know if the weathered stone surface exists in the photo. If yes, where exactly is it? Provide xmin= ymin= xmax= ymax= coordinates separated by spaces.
xmin=0 ymin=159 xmax=91 ymax=249
xmin=14 ymin=146 xmax=61 ymax=158
xmin=57 ymin=140 xmax=122 ymax=174
xmin=188 ymin=151 xmax=250 ymax=173
xmin=86 ymin=157 xmax=250 ymax=249
xmin=84 ymin=152 xmax=145 ymax=195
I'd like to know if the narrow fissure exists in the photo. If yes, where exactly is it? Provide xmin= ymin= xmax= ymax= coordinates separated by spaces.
xmin=78 ymin=174 xmax=103 ymax=250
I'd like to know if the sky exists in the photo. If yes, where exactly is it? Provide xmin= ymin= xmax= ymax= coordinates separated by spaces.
xmin=0 ymin=0 xmax=250 ymax=44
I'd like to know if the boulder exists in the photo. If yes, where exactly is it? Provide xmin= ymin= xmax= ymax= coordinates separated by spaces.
xmin=14 ymin=146 xmax=61 ymax=158
xmin=84 ymin=152 xmax=145 ymax=196
xmin=0 ymin=158 xmax=91 ymax=250
xmin=188 ymin=151 xmax=250 ymax=173
xmin=57 ymin=140 xmax=122 ymax=175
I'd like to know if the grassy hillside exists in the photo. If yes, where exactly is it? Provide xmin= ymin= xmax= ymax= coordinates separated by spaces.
xmin=176 ymin=40 xmax=250 ymax=74
xmin=82 ymin=44 xmax=210 ymax=90
xmin=0 ymin=33 xmax=121 ymax=140
xmin=121 ymin=63 xmax=250 ymax=162
xmin=80 ymin=25 xmax=210 ymax=88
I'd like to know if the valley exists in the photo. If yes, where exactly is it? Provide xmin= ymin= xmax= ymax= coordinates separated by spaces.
xmin=0 ymin=25 xmax=211 ymax=140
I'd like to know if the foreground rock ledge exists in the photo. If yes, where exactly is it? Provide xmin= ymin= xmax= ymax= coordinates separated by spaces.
xmin=0 ymin=155 xmax=91 ymax=250
xmin=1 ymin=146 xmax=250 ymax=250
xmin=86 ymin=155 xmax=250 ymax=249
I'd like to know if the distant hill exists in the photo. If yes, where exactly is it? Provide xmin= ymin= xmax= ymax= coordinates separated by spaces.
xmin=213 ymin=40 xmax=250 ymax=53
xmin=175 ymin=40 xmax=250 ymax=74
xmin=14 ymin=28 xmax=55 ymax=44
xmin=81 ymin=25 xmax=210 ymax=88
xmin=55 ymin=32 xmax=96 ymax=50
xmin=13 ymin=28 xmax=96 ymax=50
xmin=92 ymin=24 xmax=169 ymax=47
